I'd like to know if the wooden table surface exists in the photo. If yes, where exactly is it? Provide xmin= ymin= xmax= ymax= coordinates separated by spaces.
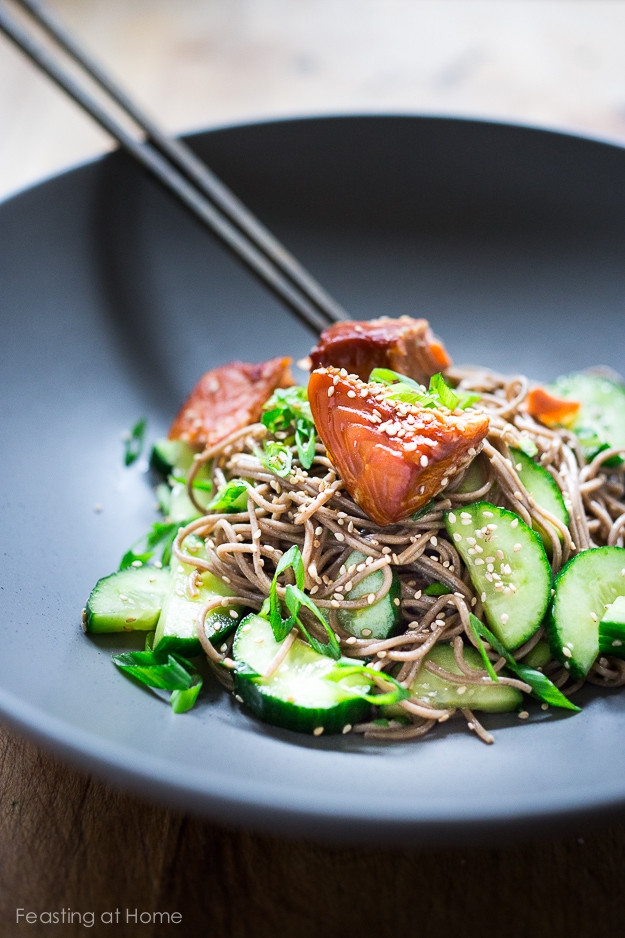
xmin=3 ymin=2 xmax=625 ymax=934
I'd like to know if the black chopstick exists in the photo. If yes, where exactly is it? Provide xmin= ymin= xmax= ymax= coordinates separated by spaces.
xmin=0 ymin=0 xmax=350 ymax=336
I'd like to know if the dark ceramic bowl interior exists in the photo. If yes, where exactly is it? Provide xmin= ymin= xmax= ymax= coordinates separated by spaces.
xmin=2 ymin=116 xmax=625 ymax=845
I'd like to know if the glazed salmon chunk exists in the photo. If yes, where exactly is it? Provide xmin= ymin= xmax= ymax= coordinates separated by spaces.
xmin=309 ymin=316 xmax=451 ymax=384
xmin=308 ymin=367 xmax=489 ymax=526
xmin=169 ymin=357 xmax=293 ymax=447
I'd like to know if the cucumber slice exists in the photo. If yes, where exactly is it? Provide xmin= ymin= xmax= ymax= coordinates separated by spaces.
xmin=337 ymin=550 xmax=402 ymax=639
xmin=151 ymin=438 xmax=199 ymax=475
xmin=548 ymin=546 xmax=625 ymax=678
xmin=599 ymin=596 xmax=625 ymax=659
xmin=551 ymin=372 xmax=625 ymax=464
xmin=511 ymin=448 xmax=569 ymax=553
xmin=154 ymin=537 xmax=241 ymax=656
xmin=521 ymin=639 xmax=552 ymax=670
xmin=167 ymin=480 xmax=211 ymax=523
xmin=151 ymin=437 xmax=213 ymax=521
xmin=85 ymin=567 xmax=170 ymax=633
xmin=456 ymin=454 xmax=488 ymax=494
xmin=233 ymin=614 xmax=372 ymax=734
xmin=384 ymin=642 xmax=522 ymax=714
xmin=445 ymin=501 xmax=551 ymax=649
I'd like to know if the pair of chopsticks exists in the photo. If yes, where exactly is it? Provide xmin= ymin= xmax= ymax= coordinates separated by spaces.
xmin=0 ymin=0 xmax=350 ymax=336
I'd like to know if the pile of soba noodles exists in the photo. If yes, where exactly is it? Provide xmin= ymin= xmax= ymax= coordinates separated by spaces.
xmin=172 ymin=365 xmax=625 ymax=744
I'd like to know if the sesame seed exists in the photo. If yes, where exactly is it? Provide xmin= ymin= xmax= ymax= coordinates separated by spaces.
xmin=457 ymin=686 xmax=467 ymax=695
xmin=393 ymin=598 xmax=401 ymax=607
xmin=562 ymin=647 xmax=572 ymax=658
xmin=347 ymin=390 xmax=356 ymax=398
xmin=220 ymin=643 xmax=228 ymax=652
xmin=242 ymin=624 xmax=252 ymax=633
xmin=342 ymin=724 xmax=352 ymax=734
xmin=513 ymin=543 xmax=522 ymax=552
xmin=468 ymin=448 xmax=476 ymax=457
xmin=327 ymin=386 xmax=334 ymax=397
xmin=235 ymin=694 xmax=244 ymax=703
xmin=481 ymin=592 xmax=487 ymax=602
xmin=131 ymin=560 xmax=143 ymax=568
xmin=511 ymin=518 xmax=519 ymax=528
xmin=518 ymin=711 xmax=529 ymax=720
xmin=501 ymin=613 xmax=509 ymax=624
xmin=346 ymin=636 xmax=357 ymax=644
xmin=125 ymin=617 xmax=137 ymax=623
xmin=404 ymin=441 xmax=417 ymax=452
xmin=590 ymin=612 xmax=598 ymax=622
xmin=420 ymin=455 xmax=429 ymax=467
xmin=377 ymin=650 xmax=387 ymax=658
xmin=470 ymin=597 xmax=477 ymax=606
xmin=367 ymin=593 xmax=376 ymax=605
xmin=453 ymin=533 xmax=462 ymax=542
xmin=474 ymin=558 xmax=484 ymax=565
xmin=331 ymin=600 xmax=340 ymax=608
xmin=430 ymin=536 xmax=438 ymax=546
xmin=541 ymin=703 xmax=549 ymax=711
xmin=613 ymin=640 xmax=623 ymax=647
xmin=482 ymin=511 xmax=493 ymax=518
xmin=362 ymin=628 xmax=373 ymax=638
xmin=253 ymin=637 xmax=264 ymax=644
xmin=335 ymin=531 xmax=345 ymax=541
xmin=313 ymin=726 xmax=324 ymax=736
xmin=315 ymin=526 xmax=323 ymax=536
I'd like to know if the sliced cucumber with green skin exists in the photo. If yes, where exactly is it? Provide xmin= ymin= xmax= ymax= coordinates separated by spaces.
xmin=151 ymin=437 xmax=213 ymax=521
xmin=551 ymin=372 xmax=625 ymax=465
xmin=456 ymin=454 xmax=488 ymax=494
xmin=233 ymin=614 xmax=372 ymax=734
xmin=337 ymin=550 xmax=402 ymax=639
xmin=599 ymin=596 xmax=625 ymax=659
xmin=445 ymin=502 xmax=551 ymax=649
xmin=154 ymin=538 xmax=242 ymax=656
xmin=521 ymin=639 xmax=552 ymax=670
xmin=384 ymin=642 xmax=522 ymax=715
xmin=85 ymin=567 xmax=170 ymax=633
xmin=167 ymin=480 xmax=211 ymax=523
xmin=151 ymin=439 xmax=199 ymax=476
xmin=511 ymin=448 xmax=569 ymax=553
xmin=548 ymin=546 xmax=625 ymax=678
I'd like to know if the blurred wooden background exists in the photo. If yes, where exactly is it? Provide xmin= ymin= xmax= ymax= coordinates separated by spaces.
xmin=3 ymin=2 xmax=625 ymax=935
xmin=3 ymin=0 xmax=625 ymax=201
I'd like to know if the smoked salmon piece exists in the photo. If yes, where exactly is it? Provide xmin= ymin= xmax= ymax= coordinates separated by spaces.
xmin=309 ymin=316 xmax=451 ymax=384
xmin=526 ymin=387 xmax=581 ymax=428
xmin=169 ymin=358 xmax=294 ymax=447
xmin=308 ymin=367 xmax=489 ymax=526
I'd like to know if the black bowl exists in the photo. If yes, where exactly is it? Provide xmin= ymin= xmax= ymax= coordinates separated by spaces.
xmin=1 ymin=115 xmax=624 ymax=845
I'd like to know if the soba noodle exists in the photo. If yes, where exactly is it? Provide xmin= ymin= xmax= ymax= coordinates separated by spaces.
xmin=172 ymin=366 xmax=625 ymax=743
